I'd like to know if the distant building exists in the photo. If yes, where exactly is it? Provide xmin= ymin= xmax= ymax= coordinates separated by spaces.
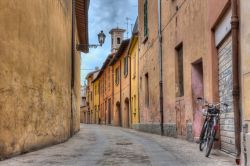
xmin=92 ymin=74 xmax=100 ymax=124
xmin=85 ymin=70 xmax=100 ymax=124
xmin=80 ymin=85 xmax=87 ymax=123
xmin=110 ymin=39 xmax=130 ymax=127
xmin=109 ymin=28 xmax=126 ymax=53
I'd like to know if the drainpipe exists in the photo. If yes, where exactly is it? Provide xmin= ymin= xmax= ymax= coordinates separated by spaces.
xmin=98 ymin=81 xmax=100 ymax=124
xmin=129 ymin=54 xmax=132 ymax=128
xmin=231 ymin=0 xmax=241 ymax=164
xmin=158 ymin=0 xmax=164 ymax=136
xmin=112 ymin=66 xmax=114 ymax=125
xmin=70 ymin=0 xmax=76 ymax=137
xmin=138 ymin=45 xmax=140 ymax=124
xmin=120 ymin=60 xmax=122 ymax=127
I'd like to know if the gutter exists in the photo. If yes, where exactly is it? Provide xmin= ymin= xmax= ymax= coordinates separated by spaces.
xmin=231 ymin=0 xmax=241 ymax=164
xmin=120 ymin=60 xmax=122 ymax=127
xmin=158 ymin=0 xmax=164 ymax=136
xmin=129 ymin=54 xmax=132 ymax=128
xmin=70 ymin=0 xmax=76 ymax=137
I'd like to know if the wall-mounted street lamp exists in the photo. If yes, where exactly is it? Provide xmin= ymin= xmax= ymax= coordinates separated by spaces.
xmin=77 ymin=30 xmax=106 ymax=50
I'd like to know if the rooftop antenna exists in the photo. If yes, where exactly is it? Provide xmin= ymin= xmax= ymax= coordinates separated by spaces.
xmin=126 ymin=17 xmax=131 ymax=38
xmin=131 ymin=23 xmax=134 ymax=34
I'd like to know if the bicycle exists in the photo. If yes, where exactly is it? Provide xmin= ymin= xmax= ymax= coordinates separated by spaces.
xmin=197 ymin=97 xmax=228 ymax=157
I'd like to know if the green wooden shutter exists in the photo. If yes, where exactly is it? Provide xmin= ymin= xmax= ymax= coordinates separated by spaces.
xmin=144 ymin=0 xmax=148 ymax=37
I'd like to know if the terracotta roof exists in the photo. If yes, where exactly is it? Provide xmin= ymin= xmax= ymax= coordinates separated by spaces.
xmin=85 ymin=70 xmax=100 ymax=79
xmin=76 ymin=0 xmax=89 ymax=53
xmin=109 ymin=39 xmax=130 ymax=65
xmin=93 ymin=53 xmax=115 ymax=81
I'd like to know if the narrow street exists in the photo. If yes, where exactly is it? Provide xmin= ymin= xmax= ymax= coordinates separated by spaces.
xmin=1 ymin=124 xmax=235 ymax=166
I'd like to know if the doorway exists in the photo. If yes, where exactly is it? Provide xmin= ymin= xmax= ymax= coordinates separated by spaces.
xmin=125 ymin=98 xmax=130 ymax=128
xmin=191 ymin=60 xmax=204 ymax=141
xmin=116 ymin=102 xmax=122 ymax=127
xmin=108 ymin=99 xmax=111 ymax=125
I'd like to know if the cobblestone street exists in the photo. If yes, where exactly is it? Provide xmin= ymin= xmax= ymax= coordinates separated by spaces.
xmin=0 ymin=124 xmax=235 ymax=166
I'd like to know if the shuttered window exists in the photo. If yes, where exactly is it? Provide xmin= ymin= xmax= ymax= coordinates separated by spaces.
xmin=124 ymin=56 xmax=128 ymax=76
xmin=175 ymin=44 xmax=184 ymax=97
xmin=144 ymin=0 xmax=148 ymax=37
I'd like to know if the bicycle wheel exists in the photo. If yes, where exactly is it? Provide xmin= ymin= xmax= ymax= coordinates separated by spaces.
xmin=199 ymin=121 xmax=208 ymax=151
xmin=205 ymin=127 xmax=216 ymax=157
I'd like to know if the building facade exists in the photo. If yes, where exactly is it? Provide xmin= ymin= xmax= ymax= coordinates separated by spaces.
xmin=240 ymin=0 xmax=250 ymax=164
xmin=80 ymin=85 xmax=87 ymax=123
xmin=85 ymin=70 xmax=99 ymax=124
xmin=92 ymin=74 xmax=100 ymax=124
xmin=0 ymin=0 xmax=89 ymax=159
xmin=129 ymin=19 xmax=140 ymax=126
xmin=137 ymin=0 xmax=162 ymax=135
xmin=95 ymin=55 xmax=114 ymax=125
xmin=137 ymin=0 xmax=241 ymax=159
xmin=110 ymin=39 xmax=130 ymax=128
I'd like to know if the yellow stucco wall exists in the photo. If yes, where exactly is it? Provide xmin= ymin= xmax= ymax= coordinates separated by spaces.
xmin=129 ymin=37 xmax=139 ymax=125
xmin=0 ymin=0 xmax=81 ymax=158
xmin=93 ymin=79 xmax=100 ymax=123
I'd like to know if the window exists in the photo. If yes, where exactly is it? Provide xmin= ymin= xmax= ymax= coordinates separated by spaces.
xmin=115 ymin=67 xmax=120 ymax=85
xmin=124 ymin=56 xmax=128 ymax=76
xmin=134 ymin=95 xmax=136 ymax=114
xmin=144 ymin=0 xmax=148 ymax=37
xmin=133 ymin=55 xmax=136 ymax=78
xmin=98 ymin=82 xmax=99 ymax=93
xmin=131 ymin=97 xmax=134 ymax=116
xmin=145 ymin=73 xmax=149 ymax=107
xmin=108 ymin=68 xmax=110 ymax=90
xmin=140 ymin=77 xmax=142 ymax=89
xmin=104 ymin=72 xmax=106 ymax=92
xmin=175 ymin=44 xmax=184 ymax=97
xmin=112 ymin=38 xmax=113 ymax=45
xmin=117 ymin=37 xmax=121 ymax=44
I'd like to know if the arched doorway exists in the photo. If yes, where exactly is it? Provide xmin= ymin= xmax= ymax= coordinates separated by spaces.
xmin=116 ymin=102 xmax=122 ymax=127
xmin=125 ymin=98 xmax=130 ymax=128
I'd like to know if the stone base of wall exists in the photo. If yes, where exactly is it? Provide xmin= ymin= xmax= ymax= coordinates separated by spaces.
xmin=132 ymin=123 xmax=177 ymax=138
xmin=186 ymin=123 xmax=193 ymax=142
xmin=133 ymin=123 xmax=196 ymax=142
xmin=245 ymin=133 xmax=250 ymax=166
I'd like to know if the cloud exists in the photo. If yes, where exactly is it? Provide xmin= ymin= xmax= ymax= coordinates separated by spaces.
xmin=81 ymin=0 xmax=138 ymax=85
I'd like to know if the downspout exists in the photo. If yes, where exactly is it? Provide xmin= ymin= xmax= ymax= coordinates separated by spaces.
xmin=231 ymin=0 xmax=241 ymax=164
xmin=112 ymin=66 xmax=114 ymax=125
xmin=129 ymin=54 xmax=132 ymax=128
xmin=120 ymin=60 xmax=122 ymax=127
xmin=138 ymin=42 xmax=140 ymax=123
xmin=98 ymin=81 xmax=100 ymax=124
xmin=70 ymin=0 xmax=76 ymax=137
xmin=158 ymin=0 xmax=164 ymax=136
xmin=104 ymin=72 xmax=106 ymax=125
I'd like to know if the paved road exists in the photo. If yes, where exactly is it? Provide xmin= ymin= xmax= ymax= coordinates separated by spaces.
xmin=0 ymin=124 xmax=235 ymax=166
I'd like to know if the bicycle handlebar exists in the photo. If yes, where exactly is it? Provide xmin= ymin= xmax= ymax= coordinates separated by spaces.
xmin=196 ymin=97 xmax=228 ymax=108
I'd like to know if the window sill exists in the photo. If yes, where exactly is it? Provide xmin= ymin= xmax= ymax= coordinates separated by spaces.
xmin=124 ymin=73 xmax=128 ymax=78
xmin=143 ymin=36 xmax=148 ymax=44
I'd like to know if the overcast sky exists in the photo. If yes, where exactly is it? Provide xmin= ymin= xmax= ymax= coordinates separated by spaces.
xmin=80 ymin=0 xmax=138 ymax=85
